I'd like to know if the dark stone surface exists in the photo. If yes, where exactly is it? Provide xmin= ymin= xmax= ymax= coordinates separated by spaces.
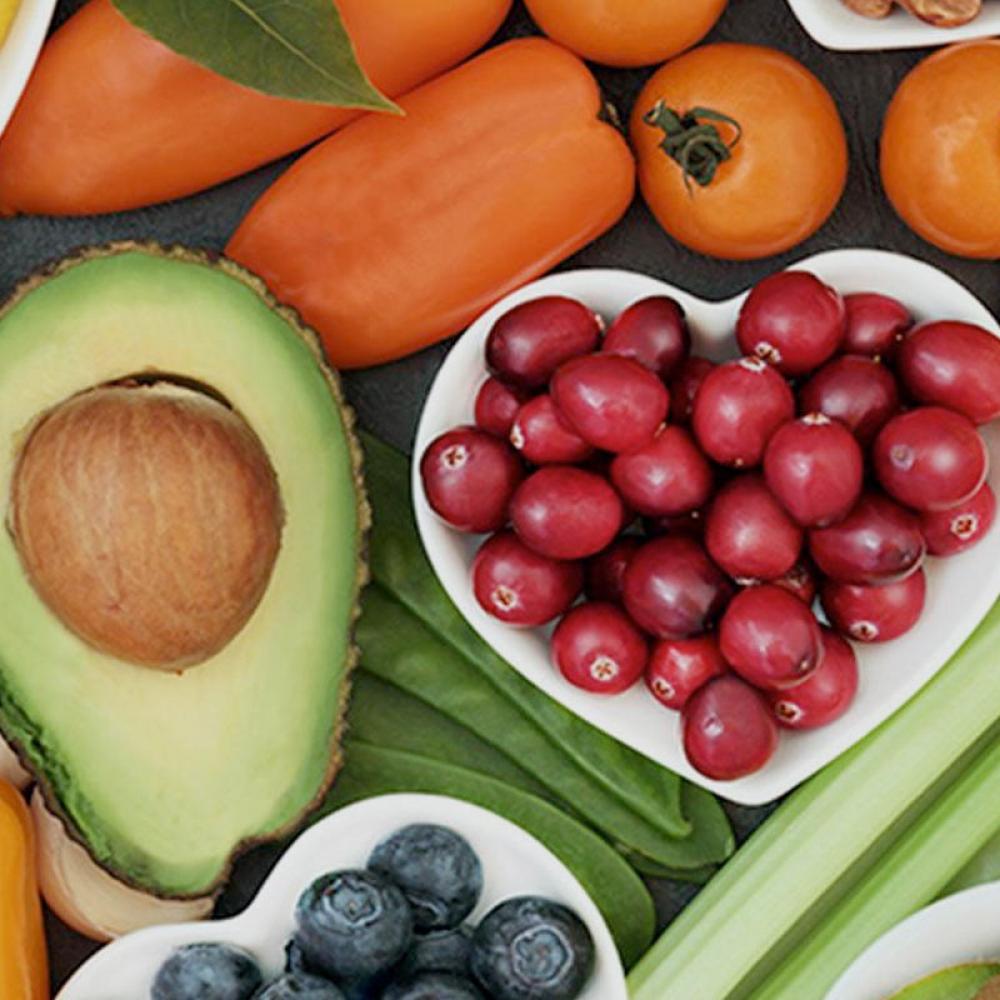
xmin=0 ymin=0 xmax=996 ymax=989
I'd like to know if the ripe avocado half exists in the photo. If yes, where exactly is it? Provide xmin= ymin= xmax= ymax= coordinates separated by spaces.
xmin=0 ymin=243 xmax=368 ymax=898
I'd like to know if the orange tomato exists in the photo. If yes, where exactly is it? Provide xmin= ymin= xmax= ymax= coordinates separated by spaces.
xmin=523 ymin=0 xmax=727 ymax=68
xmin=881 ymin=40 xmax=1000 ymax=260
xmin=630 ymin=44 xmax=848 ymax=261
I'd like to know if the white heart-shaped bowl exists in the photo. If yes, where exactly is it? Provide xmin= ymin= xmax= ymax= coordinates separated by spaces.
xmin=413 ymin=249 xmax=1000 ymax=807
xmin=56 ymin=793 xmax=626 ymax=999
xmin=0 ymin=0 xmax=56 ymax=137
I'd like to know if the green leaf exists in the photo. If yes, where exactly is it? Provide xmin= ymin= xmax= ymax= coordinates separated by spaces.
xmin=111 ymin=0 xmax=399 ymax=111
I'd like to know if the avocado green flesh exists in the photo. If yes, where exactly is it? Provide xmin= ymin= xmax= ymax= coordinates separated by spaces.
xmin=891 ymin=964 xmax=1000 ymax=1000
xmin=0 ymin=249 xmax=363 ymax=896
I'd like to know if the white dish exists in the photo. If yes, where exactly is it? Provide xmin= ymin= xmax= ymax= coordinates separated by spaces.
xmin=827 ymin=882 xmax=1000 ymax=999
xmin=0 ymin=0 xmax=56 ymax=137
xmin=413 ymin=249 xmax=1000 ymax=807
xmin=56 ymin=793 xmax=626 ymax=999
xmin=786 ymin=0 xmax=1000 ymax=50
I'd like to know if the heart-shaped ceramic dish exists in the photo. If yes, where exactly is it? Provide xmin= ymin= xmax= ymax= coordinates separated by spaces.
xmin=413 ymin=249 xmax=1000 ymax=806
xmin=0 ymin=0 xmax=56 ymax=136
xmin=56 ymin=793 xmax=626 ymax=999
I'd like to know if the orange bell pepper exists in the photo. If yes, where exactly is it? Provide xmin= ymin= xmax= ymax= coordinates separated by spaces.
xmin=227 ymin=38 xmax=635 ymax=369
xmin=0 ymin=780 xmax=47 ymax=1000
xmin=0 ymin=0 xmax=512 ymax=215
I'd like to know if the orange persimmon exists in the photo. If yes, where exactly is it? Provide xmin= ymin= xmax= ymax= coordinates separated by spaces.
xmin=0 ymin=0 xmax=512 ymax=215
xmin=227 ymin=38 xmax=635 ymax=370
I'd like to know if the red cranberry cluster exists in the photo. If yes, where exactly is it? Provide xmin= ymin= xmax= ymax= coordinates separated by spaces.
xmin=420 ymin=272 xmax=1000 ymax=781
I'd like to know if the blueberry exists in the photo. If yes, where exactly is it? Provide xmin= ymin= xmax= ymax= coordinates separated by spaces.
xmin=295 ymin=869 xmax=413 ymax=982
xmin=255 ymin=972 xmax=346 ymax=999
xmin=381 ymin=972 xmax=484 ymax=1000
xmin=397 ymin=926 xmax=473 ymax=979
xmin=151 ymin=942 xmax=263 ymax=1000
xmin=470 ymin=897 xmax=594 ymax=1000
xmin=368 ymin=825 xmax=482 ymax=932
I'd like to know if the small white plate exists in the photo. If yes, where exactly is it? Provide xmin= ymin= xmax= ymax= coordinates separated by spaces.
xmin=827 ymin=882 xmax=1000 ymax=999
xmin=56 ymin=794 xmax=626 ymax=999
xmin=0 ymin=0 xmax=56 ymax=137
xmin=413 ymin=249 xmax=1000 ymax=806
xmin=786 ymin=0 xmax=1000 ymax=50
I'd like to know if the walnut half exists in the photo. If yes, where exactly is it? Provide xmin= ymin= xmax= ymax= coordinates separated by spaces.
xmin=842 ymin=0 xmax=895 ymax=17
xmin=896 ymin=0 xmax=982 ymax=25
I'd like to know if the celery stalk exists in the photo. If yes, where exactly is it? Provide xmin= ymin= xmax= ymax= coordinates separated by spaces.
xmin=627 ymin=602 xmax=1000 ymax=1000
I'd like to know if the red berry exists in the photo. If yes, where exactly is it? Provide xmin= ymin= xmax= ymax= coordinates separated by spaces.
xmin=873 ymin=407 xmax=988 ymax=512
xmin=669 ymin=356 xmax=715 ymax=425
xmin=736 ymin=272 xmax=845 ymax=376
xmin=809 ymin=492 xmax=925 ymax=584
xmin=645 ymin=510 xmax=705 ymax=539
xmin=821 ymin=569 xmax=926 ymax=643
xmin=602 ymin=296 xmax=690 ymax=379
xmin=646 ymin=634 xmax=727 ymax=710
xmin=623 ymin=536 xmax=733 ymax=639
xmin=705 ymin=475 xmax=803 ymax=582
xmin=798 ymin=356 xmax=900 ymax=446
xmin=919 ymin=482 xmax=996 ymax=557
xmin=474 ymin=377 xmax=530 ymax=438
xmin=486 ymin=296 xmax=602 ymax=388
xmin=772 ymin=561 xmax=818 ymax=605
xmin=610 ymin=426 xmax=713 ymax=517
xmin=842 ymin=292 xmax=913 ymax=358
xmin=692 ymin=357 xmax=794 ymax=468
xmin=763 ymin=414 xmax=864 ymax=527
xmin=421 ymin=426 xmax=523 ymax=533
xmin=510 ymin=466 xmax=624 ymax=560
xmin=551 ymin=354 xmax=669 ymax=453
xmin=897 ymin=320 xmax=1000 ymax=425
xmin=682 ymin=675 xmax=778 ymax=781
xmin=473 ymin=531 xmax=582 ymax=626
xmin=509 ymin=395 xmax=593 ymax=465
xmin=551 ymin=602 xmax=648 ymax=694
xmin=585 ymin=537 xmax=642 ymax=605
xmin=720 ymin=585 xmax=822 ymax=690
xmin=770 ymin=628 xmax=858 ymax=730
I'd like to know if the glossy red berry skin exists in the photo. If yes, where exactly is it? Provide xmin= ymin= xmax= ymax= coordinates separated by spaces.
xmin=551 ymin=354 xmax=669 ymax=453
xmin=736 ymin=271 xmax=845 ymax=376
xmin=682 ymin=675 xmax=779 ymax=781
xmin=486 ymin=296 xmax=602 ymax=388
xmin=873 ymin=407 xmax=988 ymax=512
xmin=821 ymin=568 xmax=926 ymax=643
xmin=551 ymin=602 xmax=648 ymax=694
xmin=623 ymin=536 xmax=734 ymax=639
xmin=473 ymin=531 xmax=582 ymax=627
xmin=720 ymin=585 xmax=822 ymax=690
xmin=669 ymin=356 xmax=715 ymax=425
xmin=602 ymin=296 xmax=690 ymax=380
xmin=610 ymin=426 xmax=714 ymax=517
xmin=919 ymin=482 xmax=996 ymax=557
xmin=692 ymin=357 xmax=795 ymax=468
xmin=897 ymin=321 xmax=1000 ymax=425
xmin=646 ymin=634 xmax=727 ymax=711
xmin=474 ymin=377 xmax=530 ymax=438
xmin=809 ymin=492 xmax=925 ymax=585
xmin=770 ymin=628 xmax=858 ymax=730
xmin=763 ymin=414 xmax=864 ymax=528
xmin=421 ymin=426 xmax=523 ymax=533
xmin=509 ymin=395 xmax=594 ymax=465
xmin=585 ymin=537 xmax=642 ymax=605
xmin=798 ymin=356 xmax=900 ymax=446
xmin=509 ymin=466 xmax=624 ymax=560
xmin=773 ymin=561 xmax=818 ymax=605
xmin=842 ymin=292 xmax=913 ymax=359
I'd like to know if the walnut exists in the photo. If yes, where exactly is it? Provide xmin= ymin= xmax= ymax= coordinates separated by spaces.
xmin=896 ymin=0 xmax=982 ymax=24
xmin=841 ymin=0 xmax=895 ymax=18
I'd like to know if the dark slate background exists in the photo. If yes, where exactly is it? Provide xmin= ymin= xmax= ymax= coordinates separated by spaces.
xmin=0 ymin=0 xmax=997 ymax=987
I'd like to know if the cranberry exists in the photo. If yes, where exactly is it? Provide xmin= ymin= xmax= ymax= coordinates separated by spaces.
xmin=509 ymin=466 xmax=624 ymax=560
xmin=763 ymin=414 xmax=864 ymax=527
xmin=602 ymin=296 xmax=690 ymax=379
xmin=897 ymin=321 xmax=1000 ymax=425
xmin=645 ymin=510 xmax=705 ymax=539
xmin=873 ymin=407 xmax=988 ymax=512
xmin=682 ymin=676 xmax=778 ymax=781
xmin=472 ymin=531 xmax=582 ymax=626
xmin=798 ymin=356 xmax=900 ymax=446
xmin=551 ymin=354 xmax=669 ymax=453
xmin=486 ymin=296 xmax=602 ymax=388
xmin=509 ymin=395 xmax=593 ymax=465
xmin=770 ymin=628 xmax=858 ymax=730
xmin=821 ymin=568 xmax=926 ymax=643
xmin=705 ymin=475 xmax=802 ymax=583
xmin=421 ymin=426 xmax=523 ymax=533
xmin=720 ymin=585 xmax=822 ymax=690
xmin=551 ymin=602 xmax=648 ymax=694
xmin=669 ymin=356 xmax=715 ymax=425
xmin=919 ymin=482 xmax=996 ymax=557
xmin=692 ymin=357 xmax=795 ymax=468
xmin=585 ymin=536 xmax=642 ymax=605
xmin=474 ymin=377 xmax=530 ymax=438
xmin=842 ymin=292 xmax=913 ymax=359
xmin=623 ymin=536 xmax=734 ymax=639
xmin=646 ymin=634 xmax=727 ymax=711
xmin=736 ymin=272 xmax=845 ymax=376
xmin=610 ymin=426 xmax=713 ymax=517
xmin=773 ymin=561 xmax=818 ymax=605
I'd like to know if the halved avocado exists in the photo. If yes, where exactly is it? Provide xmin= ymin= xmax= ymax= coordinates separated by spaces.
xmin=0 ymin=243 xmax=367 ymax=898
